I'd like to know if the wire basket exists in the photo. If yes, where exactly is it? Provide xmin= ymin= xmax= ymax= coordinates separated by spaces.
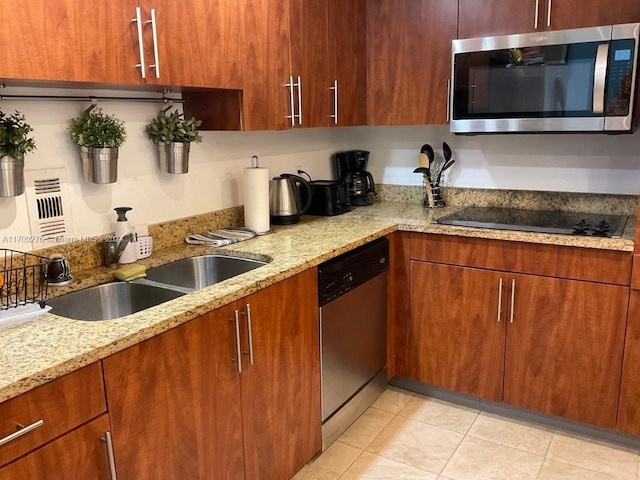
xmin=0 ymin=249 xmax=49 ymax=311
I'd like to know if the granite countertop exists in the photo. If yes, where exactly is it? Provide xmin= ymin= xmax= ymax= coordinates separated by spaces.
xmin=0 ymin=201 xmax=635 ymax=403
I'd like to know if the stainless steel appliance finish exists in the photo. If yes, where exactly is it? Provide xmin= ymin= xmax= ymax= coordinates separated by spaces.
xmin=269 ymin=173 xmax=312 ymax=224
xmin=319 ymin=238 xmax=389 ymax=449
xmin=436 ymin=206 xmax=627 ymax=238
xmin=451 ymin=23 xmax=639 ymax=133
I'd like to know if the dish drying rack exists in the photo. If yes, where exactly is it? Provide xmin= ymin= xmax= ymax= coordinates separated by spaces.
xmin=0 ymin=249 xmax=49 ymax=311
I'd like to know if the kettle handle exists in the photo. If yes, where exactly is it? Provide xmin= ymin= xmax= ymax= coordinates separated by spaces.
xmin=282 ymin=173 xmax=313 ymax=214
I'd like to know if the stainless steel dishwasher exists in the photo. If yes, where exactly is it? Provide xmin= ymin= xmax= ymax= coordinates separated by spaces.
xmin=318 ymin=237 xmax=389 ymax=449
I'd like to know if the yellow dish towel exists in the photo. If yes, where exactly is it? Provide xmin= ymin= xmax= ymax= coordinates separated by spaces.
xmin=113 ymin=263 xmax=147 ymax=281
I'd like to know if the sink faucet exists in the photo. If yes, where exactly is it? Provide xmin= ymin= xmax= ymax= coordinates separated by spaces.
xmin=103 ymin=233 xmax=138 ymax=268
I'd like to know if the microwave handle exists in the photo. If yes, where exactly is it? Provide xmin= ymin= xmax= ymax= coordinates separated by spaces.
xmin=593 ymin=43 xmax=609 ymax=114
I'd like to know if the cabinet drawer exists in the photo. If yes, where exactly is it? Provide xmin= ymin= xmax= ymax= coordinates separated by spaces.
xmin=0 ymin=363 xmax=106 ymax=467
xmin=0 ymin=414 xmax=111 ymax=479
xmin=411 ymin=233 xmax=632 ymax=285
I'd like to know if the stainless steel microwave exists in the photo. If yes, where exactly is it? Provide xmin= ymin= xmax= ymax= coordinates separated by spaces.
xmin=450 ymin=23 xmax=639 ymax=134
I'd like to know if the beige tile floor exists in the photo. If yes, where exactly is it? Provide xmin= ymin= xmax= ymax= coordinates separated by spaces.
xmin=292 ymin=387 xmax=640 ymax=480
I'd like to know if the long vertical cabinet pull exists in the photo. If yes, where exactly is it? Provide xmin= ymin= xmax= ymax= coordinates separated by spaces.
xmin=534 ymin=0 xmax=540 ymax=29
xmin=100 ymin=432 xmax=118 ymax=480
xmin=131 ymin=7 xmax=147 ymax=79
xmin=146 ymin=9 xmax=161 ymax=78
xmin=241 ymin=303 xmax=255 ymax=365
xmin=509 ymin=279 xmax=516 ymax=324
xmin=546 ymin=0 xmax=552 ymax=27
xmin=497 ymin=278 xmax=503 ymax=322
xmin=231 ymin=310 xmax=243 ymax=373
xmin=330 ymin=80 xmax=338 ymax=124
xmin=285 ymin=76 xmax=296 ymax=127
xmin=296 ymin=76 xmax=303 ymax=125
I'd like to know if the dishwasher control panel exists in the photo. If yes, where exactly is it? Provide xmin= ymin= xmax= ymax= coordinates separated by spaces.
xmin=318 ymin=237 xmax=389 ymax=307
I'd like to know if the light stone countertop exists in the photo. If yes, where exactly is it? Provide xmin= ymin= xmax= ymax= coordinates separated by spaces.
xmin=0 ymin=201 xmax=635 ymax=403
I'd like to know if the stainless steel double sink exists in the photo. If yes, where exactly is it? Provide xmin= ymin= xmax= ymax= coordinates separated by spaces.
xmin=47 ymin=255 xmax=267 ymax=321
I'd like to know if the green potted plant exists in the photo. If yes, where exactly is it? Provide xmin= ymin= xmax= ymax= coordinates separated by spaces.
xmin=69 ymin=105 xmax=127 ymax=184
xmin=0 ymin=110 xmax=37 ymax=197
xmin=145 ymin=106 xmax=202 ymax=174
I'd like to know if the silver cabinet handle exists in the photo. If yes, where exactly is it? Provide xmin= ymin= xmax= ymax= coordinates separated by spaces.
xmin=593 ymin=43 xmax=609 ymax=114
xmin=146 ymin=9 xmax=161 ymax=79
xmin=0 ymin=419 xmax=44 ymax=447
xmin=546 ymin=0 xmax=552 ymax=27
xmin=131 ymin=7 xmax=146 ymax=79
xmin=296 ymin=75 xmax=303 ymax=125
xmin=497 ymin=278 xmax=503 ymax=323
xmin=231 ymin=310 xmax=242 ymax=373
xmin=241 ymin=303 xmax=254 ymax=365
xmin=284 ymin=76 xmax=296 ymax=127
xmin=534 ymin=0 xmax=540 ymax=29
xmin=100 ymin=432 xmax=118 ymax=480
xmin=330 ymin=80 xmax=338 ymax=124
xmin=446 ymin=79 xmax=451 ymax=122
xmin=510 ymin=279 xmax=516 ymax=324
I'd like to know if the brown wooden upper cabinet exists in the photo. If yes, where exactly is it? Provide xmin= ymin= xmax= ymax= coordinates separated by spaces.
xmin=0 ymin=0 xmax=241 ymax=89
xmin=459 ymin=0 xmax=640 ymax=39
xmin=366 ymin=0 xmax=458 ymax=126
xmin=140 ymin=0 xmax=242 ymax=89
xmin=239 ymin=0 xmax=367 ymax=130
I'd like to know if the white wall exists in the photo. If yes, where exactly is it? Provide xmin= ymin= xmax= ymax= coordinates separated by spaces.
xmin=344 ymin=125 xmax=640 ymax=195
xmin=0 ymin=88 xmax=343 ymax=251
xmin=2 ymin=87 xmax=639 ymax=251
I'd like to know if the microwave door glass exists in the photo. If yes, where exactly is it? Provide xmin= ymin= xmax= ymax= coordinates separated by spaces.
xmin=454 ymin=42 xmax=602 ymax=120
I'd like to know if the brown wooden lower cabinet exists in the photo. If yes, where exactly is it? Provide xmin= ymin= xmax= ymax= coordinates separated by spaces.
xmin=0 ymin=414 xmax=113 ymax=480
xmin=503 ymin=273 xmax=628 ymax=428
xmin=617 ymin=290 xmax=640 ymax=435
xmin=407 ymin=234 xmax=630 ymax=428
xmin=409 ymin=261 xmax=506 ymax=402
xmin=102 ymin=268 xmax=321 ymax=480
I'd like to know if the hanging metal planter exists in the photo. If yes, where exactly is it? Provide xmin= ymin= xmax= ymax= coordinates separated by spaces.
xmin=157 ymin=142 xmax=190 ymax=174
xmin=0 ymin=156 xmax=25 ymax=197
xmin=80 ymin=146 xmax=119 ymax=184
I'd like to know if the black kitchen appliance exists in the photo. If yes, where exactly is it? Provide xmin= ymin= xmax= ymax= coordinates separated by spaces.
xmin=335 ymin=150 xmax=376 ymax=206
xmin=436 ymin=206 xmax=628 ymax=238
xmin=307 ymin=180 xmax=351 ymax=216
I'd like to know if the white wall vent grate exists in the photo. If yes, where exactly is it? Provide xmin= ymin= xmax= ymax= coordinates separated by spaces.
xmin=24 ymin=168 xmax=74 ymax=250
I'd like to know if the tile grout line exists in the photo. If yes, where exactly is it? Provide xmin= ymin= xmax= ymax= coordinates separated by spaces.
xmin=436 ymin=411 xmax=481 ymax=477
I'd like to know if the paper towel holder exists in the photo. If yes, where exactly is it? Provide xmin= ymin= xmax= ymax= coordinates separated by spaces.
xmin=244 ymin=155 xmax=273 ymax=236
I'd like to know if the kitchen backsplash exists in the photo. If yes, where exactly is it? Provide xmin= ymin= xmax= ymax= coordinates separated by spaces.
xmin=1 ymin=88 xmax=639 ymax=254
xmin=376 ymin=185 xmax=639 ymax=216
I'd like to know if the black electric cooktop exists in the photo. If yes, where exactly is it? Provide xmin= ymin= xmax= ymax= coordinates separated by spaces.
xmin=435 ymin=207 xmax=627 ymax=238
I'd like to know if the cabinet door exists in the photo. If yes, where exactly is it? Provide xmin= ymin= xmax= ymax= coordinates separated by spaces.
xmin=545 ymin=0 xmax=640 ymax=30
xmin=289 ymin=0 xmax=331 ymax=128
xmin=503 ymin=274 xmax=628 ymax=428
xmin=141 ymin=0 xmax=242 ymax=89
xmin=0 ymin=415 xmax=112 ymax=480
xmin=617 ymin=290 xmax=640 ymax=435
xmin=0 ymin=0 xmax=141 ymax=84
xmin=327 ymin=0 xmax=367 ymax=126
xmin=366 ymin=0 xmax=458 ymax=125
xmin=240 ymin=269 xmax=321 ymax=480
xmin=458 ymin=0 xmax=540 ymax=38
xmin=409 ymin=261 xmax=506 ymax=402
xmin=239 ymin=0 xmax=293 ymax=130
xmin=102 ymin=306 xmax=245 ymax=480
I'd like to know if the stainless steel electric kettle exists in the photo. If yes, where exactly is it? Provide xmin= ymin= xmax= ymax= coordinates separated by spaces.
xmin=269 ymin=173 xmax=312 ymax=225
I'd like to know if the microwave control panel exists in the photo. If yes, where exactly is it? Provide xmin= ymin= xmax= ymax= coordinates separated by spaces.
xmin=606 ymin=39 xmax=636 ymax=116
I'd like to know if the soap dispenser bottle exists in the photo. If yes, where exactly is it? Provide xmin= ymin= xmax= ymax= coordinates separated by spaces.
xmin=114 ymin=207 xmax=137 ymax=264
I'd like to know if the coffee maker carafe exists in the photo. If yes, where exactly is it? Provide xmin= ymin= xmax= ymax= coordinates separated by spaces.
xmin=335 ymin=150 xmax=376 ymax=206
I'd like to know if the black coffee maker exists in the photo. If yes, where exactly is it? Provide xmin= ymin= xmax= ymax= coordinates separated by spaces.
xmin=335 ymin=150 xmax=376 ymax=206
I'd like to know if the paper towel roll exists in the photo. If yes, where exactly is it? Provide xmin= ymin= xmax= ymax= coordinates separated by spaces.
xmin=244 ymin=166 xmax=270 ymax=234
